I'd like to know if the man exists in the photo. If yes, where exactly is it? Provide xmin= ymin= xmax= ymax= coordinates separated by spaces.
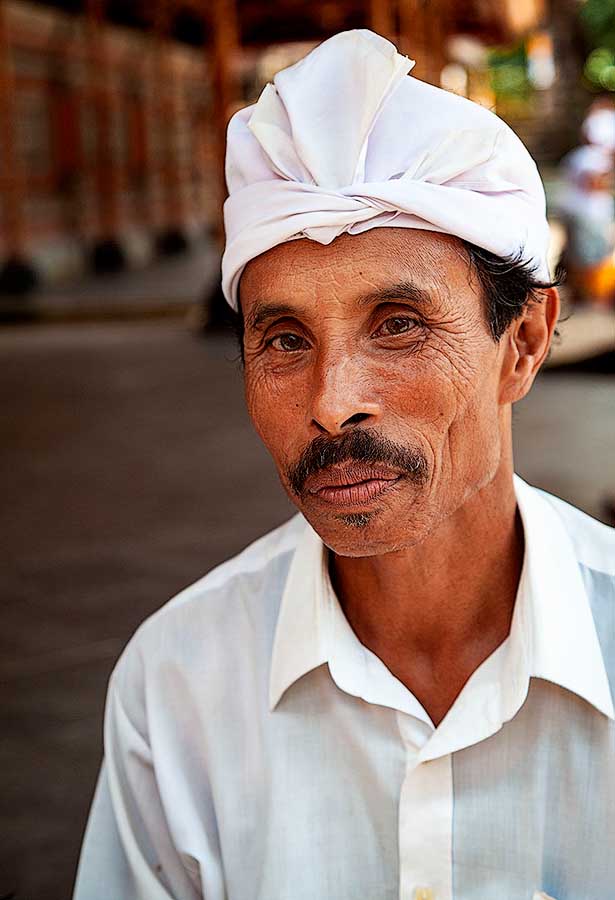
xmin=74 ymin=31 xmax=615 ymax=900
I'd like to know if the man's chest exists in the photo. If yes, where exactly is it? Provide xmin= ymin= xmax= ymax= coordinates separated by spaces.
xmin=155 ymin=671 xmax=615 ymax=900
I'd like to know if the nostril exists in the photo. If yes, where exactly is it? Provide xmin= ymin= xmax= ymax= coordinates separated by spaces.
xmin=341 ymin=412 xmax=371 ymax=428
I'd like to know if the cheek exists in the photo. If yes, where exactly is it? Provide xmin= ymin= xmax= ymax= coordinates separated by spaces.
xmin=438 ymin=359 xmax=505 ymax=481
xmin=378 ymin=344 xmax=501 ymax=457
xmin=244 ymin=368 xmax=307 ymax=462
xmin=374 ymin=358 xmax=460 ymax=435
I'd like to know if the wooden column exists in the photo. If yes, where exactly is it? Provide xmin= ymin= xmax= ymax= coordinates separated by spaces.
xmin=200 ymin=0 xmax=239 ymax=325
xmin=398 ymin=0 xmax=445 ymax=86
xmin=149 ymin=0 xmax=169 ymax=235
xmin=125 ymin=80 xmax=150 ymax=228
xmin=0 ymin=3 xmax=39 ymax=292
xmin=147 ymin=0 xmax=189 ymax=253
xmin=209 ymin=0 xmax=239 ymax=240
xmin=48 ymin=16 xmax=84 ymax=241
xmin=0 ymin=3 xmax=25 ymax=257
xmin=164 ymin=57 xmax=186 ymax=237
xmin=425 ymin=0 xmax=448 ymax=86
xmin=369 ymin=0 xmax=396 ymax=42
xmin=160 ymin=0 xmax=187 ymax=249
xmin=86 ymin=0 xmax=125 ymax=270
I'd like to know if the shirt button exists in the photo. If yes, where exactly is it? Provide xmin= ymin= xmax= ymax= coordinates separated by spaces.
xmin=414 ymin=889 xmax=434 ymax=900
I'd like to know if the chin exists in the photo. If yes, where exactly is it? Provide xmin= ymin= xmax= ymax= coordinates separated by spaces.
xmin=301 ymin=504 xmax=433 ymax=558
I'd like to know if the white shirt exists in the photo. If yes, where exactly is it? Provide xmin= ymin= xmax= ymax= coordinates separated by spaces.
xmin=73 ymin=475 xmax=615 ymax=900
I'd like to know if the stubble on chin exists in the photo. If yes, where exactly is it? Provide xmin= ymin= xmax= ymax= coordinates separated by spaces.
xmin=334 ymin=511 xmax=375 ymax=529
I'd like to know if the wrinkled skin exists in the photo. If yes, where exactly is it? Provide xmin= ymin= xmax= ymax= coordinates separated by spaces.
xmin=240 ymin=228 xmax=557 ymax=558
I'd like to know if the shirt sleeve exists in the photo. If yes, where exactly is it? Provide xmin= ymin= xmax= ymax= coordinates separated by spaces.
xmin=72 ymin=647 xmax=203 ymax=900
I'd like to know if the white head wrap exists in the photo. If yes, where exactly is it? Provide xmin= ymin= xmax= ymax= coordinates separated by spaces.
xmin=222 ymin=29 xmax=550 ymax=309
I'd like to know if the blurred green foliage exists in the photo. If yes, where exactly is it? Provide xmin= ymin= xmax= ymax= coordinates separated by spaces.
xmin=581 ymin=0 xmax=615 ymax=50
xmin=486 ymin=0 xmax=615 ymax=102
xmin=581 ymin=0 xmax=615 ymax=90
xmin=488 ymin=42 xmax=532 ymax=100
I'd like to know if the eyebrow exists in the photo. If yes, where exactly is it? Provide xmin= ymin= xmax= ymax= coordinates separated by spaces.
xmin=357 ymin=281 xmax=436 ymax=310
xmin=245 ymin=302 xmax=298 ymax=332
xmin=245 ymin=281 xmax=436 ymax=331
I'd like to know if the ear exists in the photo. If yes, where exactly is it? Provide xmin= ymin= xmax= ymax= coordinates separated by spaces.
xmin=498 ymin=287 xmax=560 ymax=405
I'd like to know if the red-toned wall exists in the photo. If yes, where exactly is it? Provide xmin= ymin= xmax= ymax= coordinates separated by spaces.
xmin=1 ymin=0 xmax=217 ymax=282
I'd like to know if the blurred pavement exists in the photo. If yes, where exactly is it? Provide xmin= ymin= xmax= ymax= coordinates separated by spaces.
xmin=0 ymin=237 xmax=220 ymax=323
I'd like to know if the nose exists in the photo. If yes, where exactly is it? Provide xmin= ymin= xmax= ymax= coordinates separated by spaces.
xmin=309 ymin=353 xmax=381 ymax=435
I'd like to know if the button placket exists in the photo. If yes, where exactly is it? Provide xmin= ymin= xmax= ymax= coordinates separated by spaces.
xmin=397 ymin=714 xmax=453 ymax=900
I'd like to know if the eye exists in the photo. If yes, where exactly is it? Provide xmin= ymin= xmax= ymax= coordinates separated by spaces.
xmin=374 ymin=315 xmax=421 ymax=337
xmin=269 ymin=332 xmax=309 ymax=352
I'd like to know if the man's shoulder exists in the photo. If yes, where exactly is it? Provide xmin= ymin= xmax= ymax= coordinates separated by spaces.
xmin=113 ymin=514 xmax=305 ymax=683
xmin=156 ymin=512 xmax=305 ymax=615
xmin=534 ymin=483 xmax=615 ymax=577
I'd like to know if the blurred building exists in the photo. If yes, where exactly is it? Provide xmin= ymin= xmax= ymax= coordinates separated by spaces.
xmin=0 ymin=0 xmax=545 ymax=298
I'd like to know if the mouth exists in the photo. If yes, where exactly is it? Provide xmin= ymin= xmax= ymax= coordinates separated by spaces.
xmin=305 ymin=463 xmax=404 ymax=508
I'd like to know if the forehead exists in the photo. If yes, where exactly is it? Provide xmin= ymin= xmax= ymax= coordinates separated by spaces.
xmin=239 ymin=228 xmax=475 ymax=310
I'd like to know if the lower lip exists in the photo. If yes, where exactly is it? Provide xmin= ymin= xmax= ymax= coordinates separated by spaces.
xmin=310 ymin=476 xmax=402 ymax=507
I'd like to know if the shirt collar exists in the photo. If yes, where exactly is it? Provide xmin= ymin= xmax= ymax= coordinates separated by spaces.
xmin=269 ymin=475 xmax=614 ymax=729
xmin=514 ymin=474 xmax=614 ymax=719
xmin=268 ymin=519 xmax=328 ymax=711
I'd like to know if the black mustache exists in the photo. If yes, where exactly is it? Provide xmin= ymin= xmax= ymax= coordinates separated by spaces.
xmin=287 ymin=428 xmax=429 ymax=496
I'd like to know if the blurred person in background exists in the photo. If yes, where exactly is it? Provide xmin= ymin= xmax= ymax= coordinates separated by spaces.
xmin=558 ymin=143 xmax=615 ymax=308
xmin=582 ymin=95 xmax=615 ymax=155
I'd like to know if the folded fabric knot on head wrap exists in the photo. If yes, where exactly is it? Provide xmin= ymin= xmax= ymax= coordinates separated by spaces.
xmin=222 ymin=29 xmax=551 ymax=309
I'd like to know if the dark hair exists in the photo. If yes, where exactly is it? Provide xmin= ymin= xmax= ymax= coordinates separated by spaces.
xmin=227 ymin=240 xmax=561 ymax=358
xmin=462 ymin=242 xmax=561 ymax=341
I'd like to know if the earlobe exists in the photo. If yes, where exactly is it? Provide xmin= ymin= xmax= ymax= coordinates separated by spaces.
xmin=499 ymin=287 xmax=560 ymax=405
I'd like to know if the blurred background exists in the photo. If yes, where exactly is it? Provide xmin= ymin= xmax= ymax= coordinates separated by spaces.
xmin=1 ymin=1 xmax=614 ymax=898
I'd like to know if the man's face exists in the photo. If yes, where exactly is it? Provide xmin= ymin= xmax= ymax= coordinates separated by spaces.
xmin=240 ymin=228 xmax=513 ymax=557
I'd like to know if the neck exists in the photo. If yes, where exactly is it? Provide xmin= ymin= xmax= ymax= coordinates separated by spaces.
xmin=329 ymin=465 xmax=524 ymax=722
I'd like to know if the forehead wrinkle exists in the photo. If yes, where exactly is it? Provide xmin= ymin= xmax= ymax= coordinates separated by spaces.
xmin=246 ymin=270 xmax=450 ymax=326
xmin=241 ymin=229 xmax=468 ymax=320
